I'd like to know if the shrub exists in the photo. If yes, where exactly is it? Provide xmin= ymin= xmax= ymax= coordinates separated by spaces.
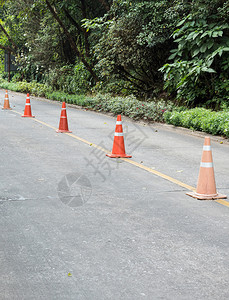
xmin=85 ymin=94 xmax=174 ymax=122
xmin=163 ymin=107 xmax=229 ymax=137
xmin=43 ymin=64 xmax=91 ymax=94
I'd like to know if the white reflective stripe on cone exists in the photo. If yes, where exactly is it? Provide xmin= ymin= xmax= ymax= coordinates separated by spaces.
xmin=116 ymin=121 xmax=122 ymax=125
xmin=25 ymin=103 xmax=31 ymax=105
xmin=203 ymin=146 xmax=211 ymax=151
xmin=114 ymin=132 xmax=123 ymax=136
xmin=200 ymin=162 xmax=213 ymax=168
xmin=60 ymin=116 xmax=67 ymax=118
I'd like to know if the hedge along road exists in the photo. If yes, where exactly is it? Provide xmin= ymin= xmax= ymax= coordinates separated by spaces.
xmin=1 ymin=89 xmax=229 ymax=299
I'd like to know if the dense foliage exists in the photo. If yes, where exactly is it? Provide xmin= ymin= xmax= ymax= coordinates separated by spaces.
xmin=160 ymin=1 xmax=229 ymax=107
xmin=0 ymin=0 xmax=228 ymax=108
xmin=164 ymin=108 xmax=229 ymax=137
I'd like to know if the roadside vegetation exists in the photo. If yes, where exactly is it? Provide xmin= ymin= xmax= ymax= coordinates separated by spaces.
xmin=1 ymin=77 xmax=229 ymax=138
xmin=0 ymin=0 xmax=228 ymax=137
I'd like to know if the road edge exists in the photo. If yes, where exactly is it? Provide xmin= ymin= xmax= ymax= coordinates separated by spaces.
xmin=2 ymin=88 xmax=229 ymax=145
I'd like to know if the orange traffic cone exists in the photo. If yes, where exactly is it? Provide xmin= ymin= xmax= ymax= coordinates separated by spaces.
xmin=56 ymin=102 xmax=72 ymax=133
xmin=106 ymin=115 xmax=132 ymax=158
xmin=2 ymin=90 xmax=12 ymax=110
xmin=22 ymin=93 xmax=35 ymax=117
xmin=186 ymin=137 xmax=227 ymax=200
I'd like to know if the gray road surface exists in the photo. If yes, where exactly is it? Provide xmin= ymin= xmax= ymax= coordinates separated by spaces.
xmin=0 ymin=90 xmax=229 ymax=300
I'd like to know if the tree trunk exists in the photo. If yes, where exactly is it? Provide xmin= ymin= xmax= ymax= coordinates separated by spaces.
xmin=45 ymin=0 xmax=98 ymax=82
xmin=80 ymin=0 xmax=90 ymax=58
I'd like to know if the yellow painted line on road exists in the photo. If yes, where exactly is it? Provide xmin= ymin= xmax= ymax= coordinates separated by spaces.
xmin=66 ymin=132 xmax=111 ymax=153
xmin=12 ymin=110 xmax=57 ymax=130
xmin=68 ymin=132 xmax=195 ymax=191
xmin=12 ymin=109 xmax=228 ymax=207
xmin=12 ymin=109 xmax=111 ymax=153
xmin=215 ymin=199 xmax=229 ymax=207
xmin=121 ymin=158 xmax=195 ymax=191
xmin=12 ymin=110 xmax=24 ymax=116
xmin=31 ymin=118 xmax=57 ymax=130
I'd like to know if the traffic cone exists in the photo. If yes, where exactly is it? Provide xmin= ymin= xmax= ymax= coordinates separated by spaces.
xmin=2 ymin=90 xmax=12 ymax=110
xmin=56 ymin=102 xmax=72 ymax=133
xmin=22 ymin=93 xmax=35 ymax=117
xmin=106 ymin=115 xmax=132 ymax=158
xmin=186 ymin=137 xmax=227 ymax=200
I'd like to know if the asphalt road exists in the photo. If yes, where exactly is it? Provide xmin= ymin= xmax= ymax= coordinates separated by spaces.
xmin=1 ymin=90 xmax=229 ymax=300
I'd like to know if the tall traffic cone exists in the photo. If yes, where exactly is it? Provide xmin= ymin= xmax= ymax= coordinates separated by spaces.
xmin=22 ymin=93 xmax=35 ymax=117
xmin=2 ymin=90 xmax=12 ymax=110
xmin=56 ymin=102 xmax=72 ymax=133
xmin=106 ymin=115 xmax=132 ymax=158
xmin=186 ymin=137 xmax=227 ymax=200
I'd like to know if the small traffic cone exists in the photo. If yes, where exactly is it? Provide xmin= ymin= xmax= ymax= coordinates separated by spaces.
xmin=2 ymin=90 xmax=12 ymax=110
xmin=56 ymin=102 xmax=72 ymax=133
xmin=106 ymin=115 xmax=132 ymax=158
xmin=22 ymin=93 xmax=35 ymax=117
xmin=186 ymin=137 xmax=227 ymax=200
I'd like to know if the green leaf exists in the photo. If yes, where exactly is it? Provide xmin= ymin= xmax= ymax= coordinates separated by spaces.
xmin=168 ymin=52 xmax=177 ymax=60
xmin=177 ymin=19 xmax=186 ymax=27
xmin=196 ymin=37 xmax=202 ymax=46
xmin=207 ymin=41 xmax=214 ymax=49
xmin=218 ymin=31 xmax=223 ymax=37
xmin=192 ymin=32 xmax=199 ymax=40
xmin=212 ymin=31 xmax=223 ymax=38
xmin=200 ymin=44 xmax=207 ymax=53
xmin=174 ymin=38 xmax=182 ymax=43
xmin=200 ymin=32 xmax=208 ymax=39
xmin=206 ymin=59 xmax=213 ymax=67
xmin=192 ymin=48 xmax=200 ymax=57
xmin=187 ymin=32 xmax=195 ymax=40
xmin=201 ymin=67 xmax=216 ymax=73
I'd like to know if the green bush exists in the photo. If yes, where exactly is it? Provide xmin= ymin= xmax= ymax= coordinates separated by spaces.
xmin=0 ymin=78 xmax=52 ymax=96
xmin=164 ymin=108 xmax=229 ymax=137
xmin=85 ymin=94 xmax=173 ymax=122
xmin=46 ymin=91 xmax=91 ymax=107
xmin=43 ymin=64 xmax=91 ymax=94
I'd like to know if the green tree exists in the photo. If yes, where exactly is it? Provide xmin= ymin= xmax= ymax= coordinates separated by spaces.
xmin=84 ymin=0 xmax=187 ymax=97
xmin=0 ymin=0 xmax=109 ymax=81
xmin=160 ymin=0 xmax=229 ymax=107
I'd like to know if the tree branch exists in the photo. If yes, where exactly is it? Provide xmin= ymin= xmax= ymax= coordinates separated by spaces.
xmin=63 ymin=8 xmax=83 ymax=51
xmin=0 ymin=44 xmax=14 ymax=52
xmin=63 ymin=8 xmax=82 ymax=34
xmin=45 ymin=0 xmax=98 ymax=81
xmin=0 ymin=23 xmax=17 ymax=50
xmin=118 ymin=65 xmax=146 ymax=85
xmin=80 ymin=0 xmax=90 ymax=57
